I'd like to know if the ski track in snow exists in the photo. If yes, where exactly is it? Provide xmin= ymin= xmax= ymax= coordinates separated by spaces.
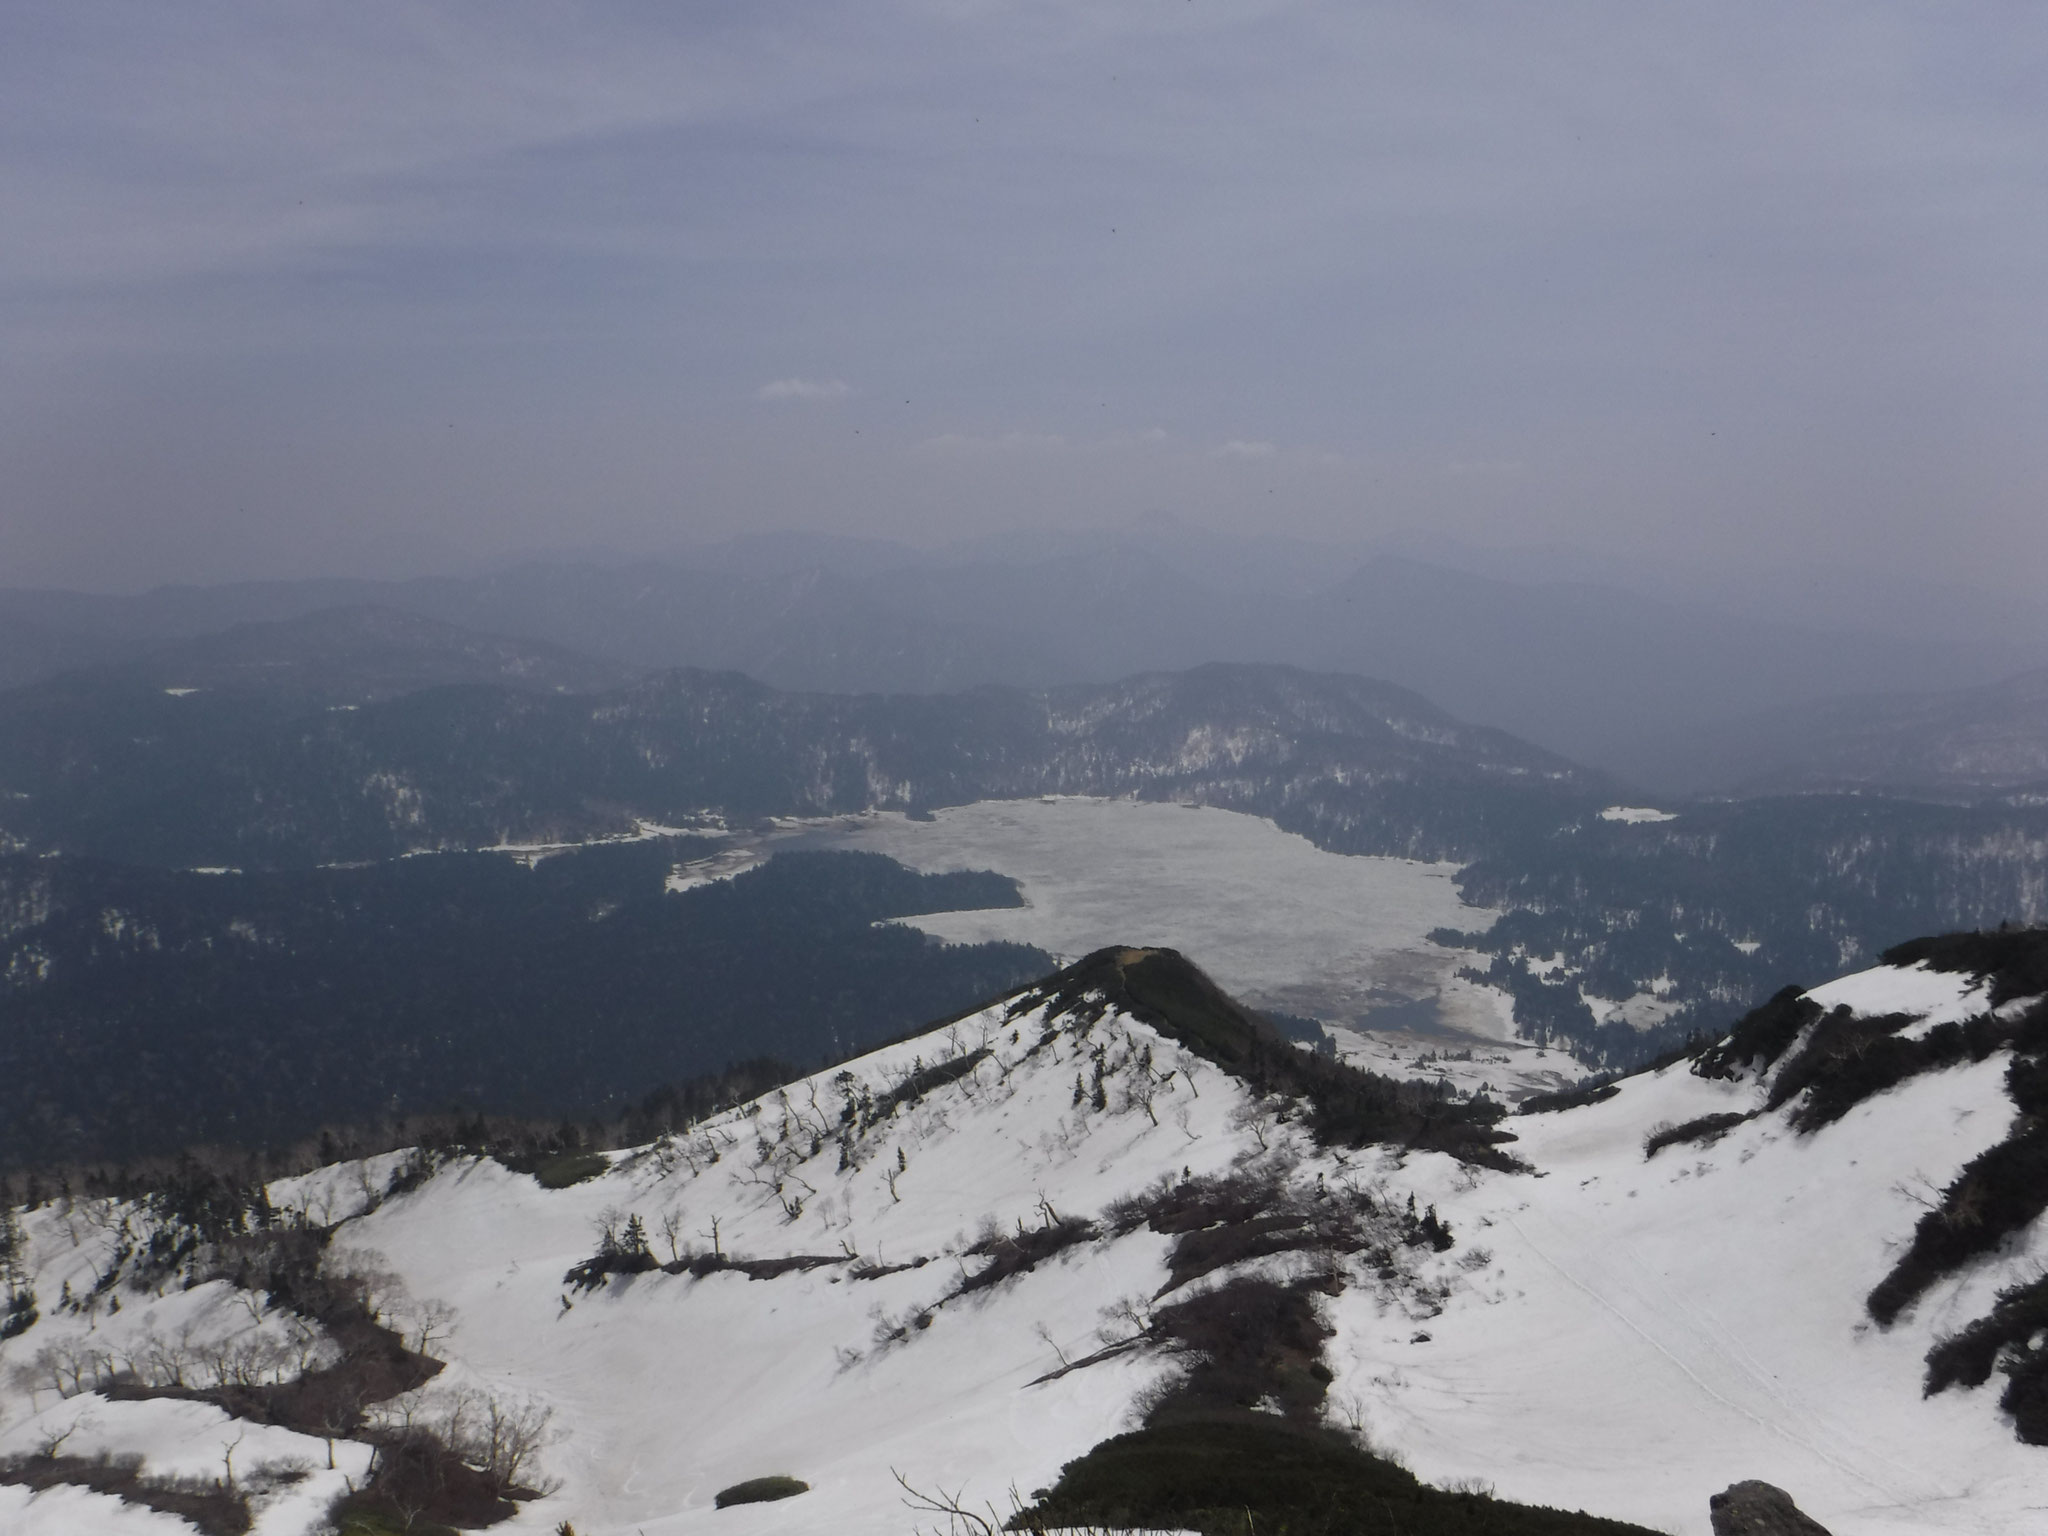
xmin=1501 ymin=1209 xmax=1907 ymax=1507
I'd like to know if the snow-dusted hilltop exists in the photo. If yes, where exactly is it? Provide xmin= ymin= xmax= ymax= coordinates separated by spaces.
xmin=3 ymin=938 xmax=2047 ymax=1535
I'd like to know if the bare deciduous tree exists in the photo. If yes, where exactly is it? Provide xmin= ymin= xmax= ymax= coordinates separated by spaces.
xmin=467 ymin=1392 xmax=557 ymax=1492
xmin=404 ymin=1298 xmax=457 ymax=1356
xmin=1097 ymin=1293 xmax=1153 ymax=1345
xmin=894 ymin=1470 xmax=1070 ymax=1536
xmin=36 ymin=1412 xmax=91 ymax=1459
xmin=658 ymin=1205 xmax=686 ymax=1263
xmin=326 ymin=1245 xmax=406 ymax=1325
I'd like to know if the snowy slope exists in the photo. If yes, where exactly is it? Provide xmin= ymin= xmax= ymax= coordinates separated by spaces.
xmin=1348 ymin=955 xmax=2048 ymax=1535
xmin=4 ymin=951 xmax=2047 ymax=1535
xmin=1358 ymin=1051 xmax=2037 ymax=1534
xmin=328 ymin=1011 xmax=1268 ymax=1536
xmin=0 ymin=974 xmax=1287 ymax=1535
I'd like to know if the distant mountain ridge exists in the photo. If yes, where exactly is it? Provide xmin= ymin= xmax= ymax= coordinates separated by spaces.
xmin=0 ymin=657 xmax=1606 ymax=870
xmin=4 ymin=636 xmax=2046 ymax=1078
xmin=4 ymin=535 xmax=2032 ymax=788
xmin=61 ymin=605 xmax=639 ymax=706
xmin=1663 ymin=666 xmax=2048 ymax=796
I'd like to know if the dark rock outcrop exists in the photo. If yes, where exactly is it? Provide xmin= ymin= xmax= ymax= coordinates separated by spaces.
xmin=1709 ymin=1481 xmax=1832 ymax=1536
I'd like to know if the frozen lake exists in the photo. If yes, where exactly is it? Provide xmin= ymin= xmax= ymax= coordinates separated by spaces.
xmin=767 ymin=798 xmax=1572 ymax=1097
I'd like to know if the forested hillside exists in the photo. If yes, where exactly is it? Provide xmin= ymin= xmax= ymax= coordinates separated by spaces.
xmin=4 ymin=652 xmax=2046 ymax=1089
xmin=0 ymin=660 xmax=1602 ymax=869
xmin=0 ymin=845 xmax=1044 ymax=1167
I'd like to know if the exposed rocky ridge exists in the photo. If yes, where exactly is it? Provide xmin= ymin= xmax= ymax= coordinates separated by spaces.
xmin=1033 ymin=947 xmax=1523 ymax=1169
xmin=1708 ymin=1482 xmax=1832 ymax=1536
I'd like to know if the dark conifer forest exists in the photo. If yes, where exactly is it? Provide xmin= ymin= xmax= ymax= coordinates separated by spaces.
xmin=0 ymin=844 xmax=1043 ymax=1167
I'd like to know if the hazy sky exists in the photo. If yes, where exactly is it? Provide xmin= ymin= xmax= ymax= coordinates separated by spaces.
xmin=5 ymin=2 xmax=2047 ymax=592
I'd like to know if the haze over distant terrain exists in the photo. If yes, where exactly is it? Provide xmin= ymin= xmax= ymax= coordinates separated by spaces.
xmin=7 ymin=13 xmax=2048 ymax=1534
xmin=4 ymin=530 xmax=2044 ymax=791
xmin=6 ymin=3 xmax=2048 ymax=620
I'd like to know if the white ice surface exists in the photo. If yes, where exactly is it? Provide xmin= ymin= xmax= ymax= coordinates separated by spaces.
xmin=664 ymin=844 xmax=773 ymax=893
xmin=802 ymin=800 xmax=1487 ymax=1016
xmin=470 ymin=795 xmax=1551 ymax=1091
xmin=787 ymin=798 xmax=1527 ymax=1055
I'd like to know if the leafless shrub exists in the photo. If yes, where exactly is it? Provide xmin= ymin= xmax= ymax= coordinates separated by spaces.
xmin=446 ymin=1387 xmax=559 ymax=1493
xmin=324 ymin=1245 xmax=406 ymax=1325
xmin=894 ymin=1468 xmax=1010 ymax=1536
xmin=870 ymin=1302 xmax=936 ymax=1350
xmin=1097 ymin=1293 xmax=1154 ymax=1345
xmin=24 ymin=1339 xmax=117 ymax=1398
xmin=0 ymin=1448 xmax=253 ymax=1536
xmin=1442 ymin=1474 xmax=1496 ymax=1497
xmin=369 ymin=1384 xmax=560 ymax=1496
xmin=1126 ymin=1367 xmax=1189 ymax=1425
xmin=400 ymin=1298 xmax=456 ymax=1356
xmin=36 ymin=1412 xmax=91 ymax=1458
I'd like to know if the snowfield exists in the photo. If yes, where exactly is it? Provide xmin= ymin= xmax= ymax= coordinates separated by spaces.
xmin=1358 ymin=1051 xmax=2042 ymax=1535
xmin=3 ymin=953 xmax=2046 ymax=1534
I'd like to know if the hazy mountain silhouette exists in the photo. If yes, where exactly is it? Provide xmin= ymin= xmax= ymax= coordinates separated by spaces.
xmin=1 ymin=534 xmax=2033 ymax=790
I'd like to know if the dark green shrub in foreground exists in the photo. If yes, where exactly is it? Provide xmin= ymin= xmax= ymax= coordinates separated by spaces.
xmin=1869 ymin=1043 xmax=2048 ymax=1327
xmin=497 ymin=1149 xmax=609 ymax=1189
xmin=1014 ymin=1415 xmax=1660 ymax=1535
xmin=1925 ymin=1269 xmax=2048 ymax=1444
xmin=1643 ymin=1112 xmax=1750 ymax=1159
xmin=1883 ymin=926 xmax=2048 ymax=1006
xmin=715 ymin=1475 xmax=809 ymax=1508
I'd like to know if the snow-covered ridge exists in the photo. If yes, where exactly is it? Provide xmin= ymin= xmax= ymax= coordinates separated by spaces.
xmin=1 ymin=955 xmax=1321 ymax=1534
xmin=4 ymin=946 xmax=2048 ymax=1534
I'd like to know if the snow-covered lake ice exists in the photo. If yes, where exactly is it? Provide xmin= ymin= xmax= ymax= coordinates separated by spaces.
xmin=773 ymin=798 xmax=1563 ymax=1096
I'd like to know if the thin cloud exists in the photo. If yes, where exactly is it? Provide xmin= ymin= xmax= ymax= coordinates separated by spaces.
xmin=757 ymin=378 xmax=852 ymax=402
xmin=5 ymin=4 xmax=2046 ymax=594
xmin=913 ymin=431 xmax=1068 ymax=457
